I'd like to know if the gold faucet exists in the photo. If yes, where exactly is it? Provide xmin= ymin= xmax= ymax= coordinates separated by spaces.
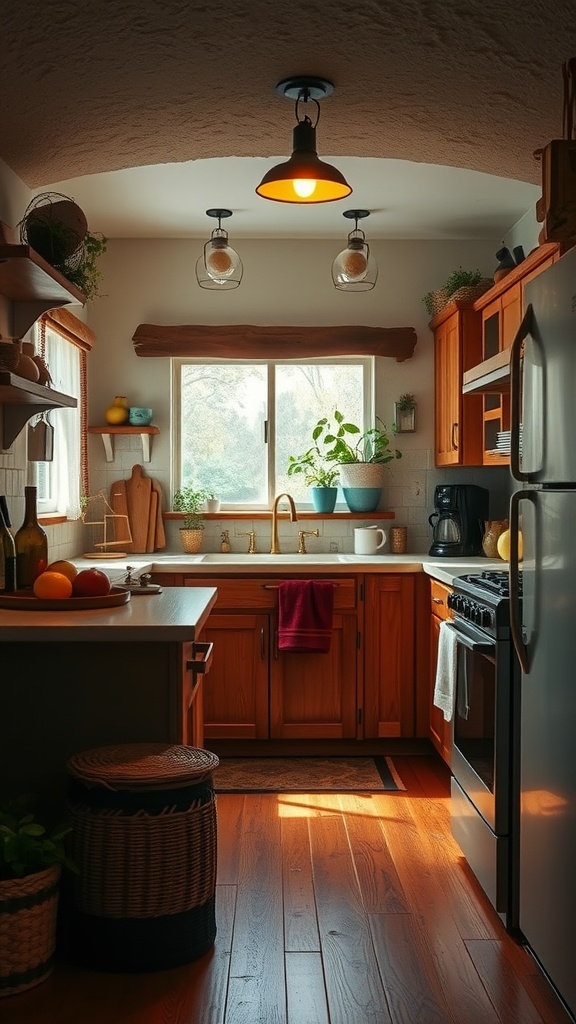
xmin=298 ymin=529 xmax=319 ymax=554
xmin=270 ymin=493 xmax=298 ymax=554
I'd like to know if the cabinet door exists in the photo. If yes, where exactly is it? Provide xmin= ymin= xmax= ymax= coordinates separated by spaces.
xmin=202 ymin=613 xmax=269 ymax=740
xmin=269 ymin=612 xmax=358 ymax=739
xmin=363 ymin=575 xmax=415 ymax=738
xmin=434 ymin=312 xmax=461 ymax=466
xmin=429 ymin=580 xmax=453 ymax=764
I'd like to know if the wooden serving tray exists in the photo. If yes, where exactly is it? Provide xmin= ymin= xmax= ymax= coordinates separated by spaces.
xmin=0 ymin=586 xmax=131 ymax=611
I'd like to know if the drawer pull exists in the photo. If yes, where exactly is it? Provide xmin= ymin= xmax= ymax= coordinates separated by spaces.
xmin=186 ymin=641 xmax=214 ymax=675
xmin=432 ymin=596 xmax=444 ymax=605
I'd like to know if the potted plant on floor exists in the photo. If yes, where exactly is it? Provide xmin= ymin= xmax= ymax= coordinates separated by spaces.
xmin=287 ymin=447 xmax=340 ymax=512
xmin=0 ymin=799 xmax=76 ymax=997
xmin=173 ymin=487 xmax=210 ymax=552
xmin=312 ymin=409 xmax=401 ymax=512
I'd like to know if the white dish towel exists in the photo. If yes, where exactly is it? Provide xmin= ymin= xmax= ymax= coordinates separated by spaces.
xmin=433 ymin=620 xmax=458 ymax=722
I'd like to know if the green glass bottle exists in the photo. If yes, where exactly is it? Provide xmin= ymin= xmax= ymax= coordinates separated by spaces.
xmin=14 ymin=486 xmax=48 ymax=588
xmin=0 ymin=495 xmax=16 ymax=593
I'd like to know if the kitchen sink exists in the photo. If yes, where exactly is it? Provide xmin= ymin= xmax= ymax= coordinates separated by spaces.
xmin=200 ymin=552 xmax=345 ymax=563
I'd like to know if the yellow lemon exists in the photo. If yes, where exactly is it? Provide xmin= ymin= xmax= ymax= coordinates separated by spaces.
xmin=33 ymin=571 xmax=74 ymax=599
xmin=104 ymin=404 xmax=129 ymax=425
xmin=112 ymin=395 xmax=129 ymax=409
xmin=496 ymin=529 xmax=523 ymax=561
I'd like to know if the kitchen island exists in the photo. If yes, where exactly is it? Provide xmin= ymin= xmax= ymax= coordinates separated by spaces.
xmin=0 ymin=586 xmax=217 ymax=816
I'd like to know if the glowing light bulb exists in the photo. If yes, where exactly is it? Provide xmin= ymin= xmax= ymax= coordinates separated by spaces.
xmin=293 ymin=178 xmax=317 ymax=199
xmin=341 ymin=250 xmax=368 ymax=281
xmin=206 ymin=246 xmax=234 ymax=278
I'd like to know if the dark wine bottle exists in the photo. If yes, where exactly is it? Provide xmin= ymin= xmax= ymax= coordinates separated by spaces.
xmin=14 ymin=486 xmax=48 ymax=588
xmin=0 ymin=496 xmax=16 ymax=593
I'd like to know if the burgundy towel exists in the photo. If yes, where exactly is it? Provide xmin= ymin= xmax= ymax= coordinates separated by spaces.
xmin=277 ymin=580 xmax=335 ymax=653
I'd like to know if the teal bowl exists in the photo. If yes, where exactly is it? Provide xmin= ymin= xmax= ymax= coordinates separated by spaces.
xmin=128 ymin=407 xmax=153 ymax=426
xmin=342 ymin=487 xmax=381 ymax=512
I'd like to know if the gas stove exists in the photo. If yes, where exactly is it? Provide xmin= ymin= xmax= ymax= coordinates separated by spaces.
xmin=447 ymin=569 xmax=522 ymax=639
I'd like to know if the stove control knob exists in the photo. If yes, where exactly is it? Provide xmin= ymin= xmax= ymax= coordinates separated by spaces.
xmin=482 ymin=609 xmax=492 ymax=628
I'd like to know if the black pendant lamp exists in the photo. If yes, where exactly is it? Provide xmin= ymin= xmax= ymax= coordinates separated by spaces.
xmin=196 ymin=209 xmax=243 ymax=290
xmin=256 ymin=76 xmax=352 ymax=204
xmin=332 ymin=210 xmax=378 ymax=291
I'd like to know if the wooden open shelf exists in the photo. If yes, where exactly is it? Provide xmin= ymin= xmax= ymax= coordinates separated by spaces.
xmin=88 ymin=424 xmax=160 ymax=462
xmin=0 ymin=371 xmax=77 ymax=449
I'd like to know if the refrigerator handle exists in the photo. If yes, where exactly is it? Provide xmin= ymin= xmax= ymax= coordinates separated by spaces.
xmin=509 ymin=489 xmax=533 ymax=674
xmin=510 ymin=304 xmax=533 ymax=482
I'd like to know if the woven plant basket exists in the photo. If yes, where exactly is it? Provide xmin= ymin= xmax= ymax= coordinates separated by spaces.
xmin=0 ymin=865 xmax=60 ymax=998
xmin=180 ymin=528 xmax=203 ymax=554
xmin=449 ymin=279 xmax=494 ymax=304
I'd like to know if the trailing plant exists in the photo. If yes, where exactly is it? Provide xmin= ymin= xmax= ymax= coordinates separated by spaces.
xmin=173 ymin=487 xmax=210 ymax=530
xmin=287 ymin=447 xmax=340 ymax=488
xmin=0 ymin=799 xmax=76 ymax=880
xmin=59 ymin=230 xmax=108 ymax=300
xmin=311 ymin=409 xmax=401 ymax=465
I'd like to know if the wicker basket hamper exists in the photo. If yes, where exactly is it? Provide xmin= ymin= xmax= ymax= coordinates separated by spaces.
xmin=66 ymin=743 xmax=219 ymax=972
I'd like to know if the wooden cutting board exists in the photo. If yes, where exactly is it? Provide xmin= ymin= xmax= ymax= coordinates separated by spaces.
xmin=150 ymin=478 xmax=166 ymax=550
xmin=109 ymin=479 xmax=134 ymax=552
xmin=146 ymin=489 xmax=158 ymax=553
xmin=125 ymin=464 xmax=152 ymax=554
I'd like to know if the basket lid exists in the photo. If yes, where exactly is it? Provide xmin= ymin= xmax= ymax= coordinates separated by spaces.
xmin=67 ymin=743 xmax=219 ymax=789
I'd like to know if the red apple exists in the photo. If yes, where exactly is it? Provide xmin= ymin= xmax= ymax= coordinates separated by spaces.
xmin=72 ymin=568 xmax=111 ymax=598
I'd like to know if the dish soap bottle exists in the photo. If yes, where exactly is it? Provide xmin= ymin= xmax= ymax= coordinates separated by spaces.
xmin=14 ymin=486 xmax=48 ymax=588
xmin=220 ymin=529 xmax=231 ymax=553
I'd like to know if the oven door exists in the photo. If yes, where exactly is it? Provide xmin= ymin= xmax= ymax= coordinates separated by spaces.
xmin=450 ymin=618 xmax=511 ymax=835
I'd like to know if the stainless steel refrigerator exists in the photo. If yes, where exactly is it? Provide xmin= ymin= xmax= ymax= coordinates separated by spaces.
xmin=509 ymin=245 xmax=576 ymax=1020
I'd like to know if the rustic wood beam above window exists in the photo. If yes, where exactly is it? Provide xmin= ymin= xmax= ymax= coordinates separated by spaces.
xmin=42 ymin=307 xmax=95 ymax=352
xmin=132 ymin=323 xmax=417 ymax=361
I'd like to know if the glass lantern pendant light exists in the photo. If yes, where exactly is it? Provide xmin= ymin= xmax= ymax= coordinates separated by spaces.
xmin=196 ymin=208 xmax=243 ymax=289
xmin=255 ymin=76 xmax=352 ymax=204
xmin=332 ymin=209 xmax=378 ymax=291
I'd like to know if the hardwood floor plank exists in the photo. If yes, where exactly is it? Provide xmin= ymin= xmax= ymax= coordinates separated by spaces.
xmin=285 ymin=952 xmax=330 ymax=1024
xmin=228 ymin=794 xmax=286 ymax=1024
xmin=341 ymin=794 xmax=410 ymax=914
xmin=466 ymin=940 xmax=573 ymax=1024
xmin=282 ymin=816 xmax=321 ymax=952
xmin=369 ymin=912 xmax=458 ymax=1024
xmin=216 ymin=793 xmax=245 ymax=884
xmin=499 ymin=939 xmax=575 ymax=1024
xmin=309 ymin=813 xmax=393 ymax=1024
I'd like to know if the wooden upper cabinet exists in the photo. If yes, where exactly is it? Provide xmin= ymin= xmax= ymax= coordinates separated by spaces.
xmin=431 ymin=302 xmax=484 ymax=467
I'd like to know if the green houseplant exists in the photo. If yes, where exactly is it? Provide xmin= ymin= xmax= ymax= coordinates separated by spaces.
xmin=287 ymin=446 xmax=340 ymax=512
xmin=423 ymin=266 xmax=491 ymax=318
xmin=173 ymin=487 xmax=210 ymax=552
xmin=311 ymin=409 xmax=401 ymax=512
xmin=0 ymin=800 xmax=76 ymax=997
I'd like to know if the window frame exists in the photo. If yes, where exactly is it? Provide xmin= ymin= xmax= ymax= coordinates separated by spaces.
xmin=171 ymin=355 xmax=374 ymax=509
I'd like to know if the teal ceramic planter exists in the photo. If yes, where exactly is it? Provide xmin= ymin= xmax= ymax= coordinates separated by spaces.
xmin=342 ymin=487 xmax=381 ymax=512
xmin=310 ymin=487 xmax=338 ymax=513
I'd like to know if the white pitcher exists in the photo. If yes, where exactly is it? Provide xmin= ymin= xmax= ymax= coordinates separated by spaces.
xmin=354 ymin=526 xmax=386 ymax=555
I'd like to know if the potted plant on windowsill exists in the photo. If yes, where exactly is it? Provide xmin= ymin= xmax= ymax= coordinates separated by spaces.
xmin=0 ymin=799 xmax=76 ymax=997
xmin=173 ymin=487 xmax=210 ymax=552
xmin=287 ymin=447 xmax=340 ymax=512
xmin=313 ymin=409 xmax=401 ymax=512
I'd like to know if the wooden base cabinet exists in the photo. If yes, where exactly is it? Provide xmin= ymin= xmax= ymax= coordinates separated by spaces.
xmin=183 ymin=576 xmax=359 ymax=741
xmin=270 ymin=612 xmax=359 ymax=739
xmin=429 ymin=579 xmax=454 ymax=764
xmin=363 ymin=575 xmax=416 ymax=738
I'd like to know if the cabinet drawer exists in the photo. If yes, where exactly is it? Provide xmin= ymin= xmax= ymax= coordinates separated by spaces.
xmin=430 ymin=579 xmax=453 ymax=620
xmin=184 ymin=576 xmax=357 ymax=611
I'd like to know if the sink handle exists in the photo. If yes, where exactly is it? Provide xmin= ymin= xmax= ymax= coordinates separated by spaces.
xmin=237 ymin=530 xmax=257 ymax=553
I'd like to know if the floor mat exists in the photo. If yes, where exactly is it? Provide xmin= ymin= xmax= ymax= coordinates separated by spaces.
xmin=213 ymin=756 xmax=405 ymax=793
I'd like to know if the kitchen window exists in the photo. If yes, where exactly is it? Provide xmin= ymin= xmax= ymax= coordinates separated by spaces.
xmin=33 ymin=320 xmax=87 ymax=518
xmin=173 ymin=358 xmax=372 ymax=507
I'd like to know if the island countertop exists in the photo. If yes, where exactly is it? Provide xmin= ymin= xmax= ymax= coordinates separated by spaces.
xmin=0 ymin=586 xmax=218 ymax=641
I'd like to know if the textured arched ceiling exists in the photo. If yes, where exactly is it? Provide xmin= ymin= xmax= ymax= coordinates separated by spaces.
xmin=2 ymin=0 xmax=575 ymax=188
xmin=2 ymin=1 xmax=576 ymax=241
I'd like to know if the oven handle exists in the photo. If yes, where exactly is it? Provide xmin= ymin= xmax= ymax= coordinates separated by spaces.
xmin=452 ymin=626 xmax=495 ymax=657
xmin=509 ymin=488 xmax=532 ymax=673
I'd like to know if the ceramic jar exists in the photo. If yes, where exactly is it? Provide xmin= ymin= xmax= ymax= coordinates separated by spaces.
xmin=15 ymin=341 xmax=40 ymax=382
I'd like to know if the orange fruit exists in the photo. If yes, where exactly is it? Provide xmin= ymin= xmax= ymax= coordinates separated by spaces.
xmin=46 ymin=559 xmax=78 ymax=582
xmin=33 ymin=571 xmax=74 ymax=600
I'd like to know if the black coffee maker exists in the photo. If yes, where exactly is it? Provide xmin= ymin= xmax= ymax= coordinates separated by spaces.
xmin=428 ymin=484 xmax=489 ymax=557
